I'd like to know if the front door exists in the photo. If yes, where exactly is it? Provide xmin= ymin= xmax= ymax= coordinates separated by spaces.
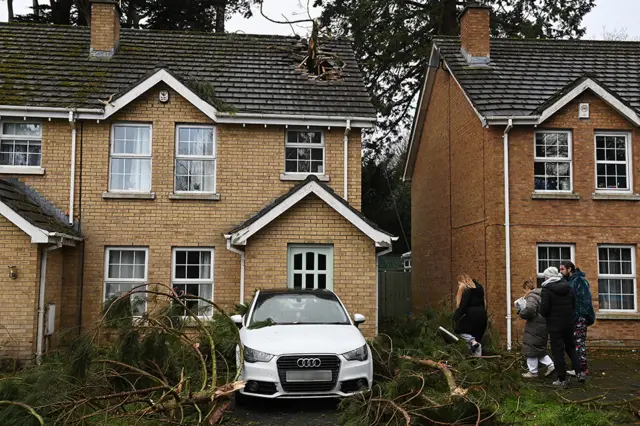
xmin=287 ymin=245 xmax=334 ymax=290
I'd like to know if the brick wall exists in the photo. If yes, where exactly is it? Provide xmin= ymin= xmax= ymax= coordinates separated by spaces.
xmin=90 ymin=1 xmax=120 ymax=54
xmin=460 ymin=6 xmax=490 ymax=58
xmin=244 ymin=194 xmax=377 ymax=337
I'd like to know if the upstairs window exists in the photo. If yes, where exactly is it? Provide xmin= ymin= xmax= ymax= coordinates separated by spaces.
xmin=534 ymin=131 xmax=572 ymax=192
xmin=0 ymin=123 xmax=42 ymax=167
xmin=595 ymin=133 xmax=632 ymax=192
xmin=109 ymin=124 xmax=152 ymax=192
xmin=175 ymin=125 xmax=216 ymax=193
xmin=285 ymin=130 xmax=324 ymax=174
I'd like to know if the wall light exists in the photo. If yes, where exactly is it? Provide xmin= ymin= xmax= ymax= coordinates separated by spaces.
xmin=8 ymin=266 xmax=17 ymax=280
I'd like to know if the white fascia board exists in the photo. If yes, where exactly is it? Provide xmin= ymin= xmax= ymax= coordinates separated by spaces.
xmin=537 ymin=78 xmax=640 ymax=126
xmin=229 ymin=181 xmax=393 ymax=247
xmin=103 ymin=69 xmax=218 ymax=121
xmin=0 ymin=200 xmax=50 ymax=243
xmin=0 ymin=106 xmax=103 ymax=120
xmin=217 ymin=113 xmax=376 ymax=129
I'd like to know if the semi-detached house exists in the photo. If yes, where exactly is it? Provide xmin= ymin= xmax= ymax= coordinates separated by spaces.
xmin=0 ymin=0 xmax=395 ymax=362
xmin=406 ymin=3 xmax=640 ymax=348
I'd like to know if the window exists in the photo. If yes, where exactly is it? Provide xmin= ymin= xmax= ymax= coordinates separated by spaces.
xmin=172 ymin=248 xmax=214 ymax=317
xmin=285 ymin=130 xmax=324 ymax=174
xmin=109 ymin=124 xmax=152 ymax=192
xmin=0 ymin=122 xmax=42 ymax=167
xmin=597 ymin=246 xmax=636 ymax=312
xmin=175 ymin=126 xmax=216 ymax=193
xmin=536 ymin=244 xmax=574 ymax=287
xmin=104 ymin=248 xmax=148 ymax=315
xmin=287 ymin=245 xmax=333 ymax=290
xmin=534 ymin=131 xmax=572 ymax=192
xmin=595 ymin=133 xmax=632 ymax=192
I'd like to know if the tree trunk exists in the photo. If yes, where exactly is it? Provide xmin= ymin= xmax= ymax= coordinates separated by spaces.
xmin=215 ymin=0 xmax=226 ymax=33
xmin=50 ymin=0 xmax=73 ymax=25
xmin=33 ymin=0 xmax=39 ymax=17
xmin=439 ymin=0 xmax=458 ymax=36
xmin=75 ymin=0 xmax=90 ymax=26
xmin=126 ymin=0 xmax=140 ymax=28
xmin=7 ymin=0 xmax=14 ymax=22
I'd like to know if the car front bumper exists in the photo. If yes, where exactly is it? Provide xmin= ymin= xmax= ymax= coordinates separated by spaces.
xmin=238 ymin=353 xmax=373 ymax=399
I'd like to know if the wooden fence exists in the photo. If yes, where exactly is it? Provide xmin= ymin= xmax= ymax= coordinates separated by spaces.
xmin=378 ymin=270 xmax=412 ymax=319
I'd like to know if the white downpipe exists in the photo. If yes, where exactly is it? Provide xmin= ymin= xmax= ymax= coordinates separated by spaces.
xmin=68 ymin=112 xmax=76 ymax=225
xmin=343 ymin=119 xmax=351 ymax=200
xmin=376 ymin=247 xmax=392 ymax=335
xmin=503 ymin=119 xmax=514 ymax=351
xmin=36 ymin=244 xmax=61 ymax=364
xmin=226 ymin=239 xmax=246 ymax=304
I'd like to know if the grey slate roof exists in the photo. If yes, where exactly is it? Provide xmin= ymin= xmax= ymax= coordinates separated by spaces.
xmin=229 ymin=175 xmax=394 ymax=238
xmin=0 ymin=178 xmax=80 ymax=237
xmin=0 ymin=23 xmax=375 ymax=118
xmin=434 ymin=36 xmax=640 ymax=117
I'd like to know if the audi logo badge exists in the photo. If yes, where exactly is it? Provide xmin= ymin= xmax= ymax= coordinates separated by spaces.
xmin=297 ymin=358 xmax=322 ymax=368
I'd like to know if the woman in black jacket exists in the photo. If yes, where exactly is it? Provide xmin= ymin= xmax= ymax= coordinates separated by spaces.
xmin=452 ymin=274 xmax=488 ymax=356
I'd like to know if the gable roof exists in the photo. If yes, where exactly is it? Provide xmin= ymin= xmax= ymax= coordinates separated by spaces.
xmin=226 ymin=175 xmax=396 ymax=248
xmin=0 ymin=23 xmax=376 ymax=125
xmin=0 ymin=179 xmax=81 ymax=243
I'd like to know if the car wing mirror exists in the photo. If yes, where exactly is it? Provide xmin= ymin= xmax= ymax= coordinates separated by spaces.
xmin=230 ymin=314 xmax=243 ymax=328
xmin=354 ymin=313 xmax=366 ymax=327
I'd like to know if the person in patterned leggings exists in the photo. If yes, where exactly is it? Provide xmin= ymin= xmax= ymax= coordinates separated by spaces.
xmin=560 ymin=261 xmax=595 ymax=378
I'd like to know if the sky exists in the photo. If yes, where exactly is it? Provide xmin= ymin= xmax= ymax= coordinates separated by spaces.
xmin=1 ymin=0 xmax=639 ymax=39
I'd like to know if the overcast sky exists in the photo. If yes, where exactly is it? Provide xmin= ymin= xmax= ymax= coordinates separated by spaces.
xmin=0 ymin=0 xmax=638 ymax=39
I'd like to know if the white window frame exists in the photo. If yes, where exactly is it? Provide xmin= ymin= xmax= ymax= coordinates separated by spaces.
xmin=536 ymin=243 xmax=575 ymax=285
xmin=171 ymin=247 xmax=215 ymax=318
xmin=287 ymin=244 xmax=334 ymax=290
xmin=284 ymin=129 xmax=326 ymax=176
xmin=594 ymin=132 xmax=633 ymax=194
xmin=0 ymin=121 xmax=43 ymax=169
xmin=103 ymin=247 xmax=149 ymax=315
xmin=533 ymin=130 xmax=573 ymax=193
xmin=108 ymin=123 xmax=153 ymax=193
xmin=597 ymin=245 xmax=637 ymax=313
xmin=174 ymin=125 xmax=217 ymax=194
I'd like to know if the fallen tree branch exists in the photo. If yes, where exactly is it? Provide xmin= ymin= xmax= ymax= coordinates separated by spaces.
xmin=400 ymin=355 xmax=468 ymax=398
xmin=0 ymin=401 xmax=44 ymax=425
xmin=370 ymin=398 xmax=412 ymax=426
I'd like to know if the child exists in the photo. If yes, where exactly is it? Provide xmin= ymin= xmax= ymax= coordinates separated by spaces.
xmin=452 ymin=274 xmax=488 ymax=356
xmin=517 ymin=280 xmax=555 ymax=378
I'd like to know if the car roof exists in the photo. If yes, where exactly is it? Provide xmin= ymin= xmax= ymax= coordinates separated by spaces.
xmin=257 ymin=288 xmax=336 ymax=296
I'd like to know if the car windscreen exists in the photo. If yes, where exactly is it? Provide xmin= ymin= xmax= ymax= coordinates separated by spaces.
xmin=249 ymin=292 xmax=350 ymax=326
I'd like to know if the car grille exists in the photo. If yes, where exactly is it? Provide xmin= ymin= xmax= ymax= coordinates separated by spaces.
xmin=277 ymin=355 xmax=341 ymax=393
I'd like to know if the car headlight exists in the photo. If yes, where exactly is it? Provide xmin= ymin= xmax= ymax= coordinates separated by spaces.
xmin=342 ymin=344 xmax=369 ymax=362
xmin=244 ymin=346 xmax=274 ymax=363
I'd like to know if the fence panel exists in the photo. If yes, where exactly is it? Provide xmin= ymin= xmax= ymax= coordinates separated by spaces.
xmin=378 ymin=270 xmax=412 ymax=319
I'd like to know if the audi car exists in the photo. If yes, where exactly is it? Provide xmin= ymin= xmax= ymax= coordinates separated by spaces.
xmin=231 ymin=289 xmax=373 ymax=399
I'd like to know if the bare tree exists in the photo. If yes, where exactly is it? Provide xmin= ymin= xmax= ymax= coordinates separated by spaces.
xmin=601 ymin=26 xmax=640 ymax=41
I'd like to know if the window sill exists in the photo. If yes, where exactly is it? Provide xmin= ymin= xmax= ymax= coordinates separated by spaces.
xmin=169 ymin=193 xmax=221 ymax=201
xmin=592 ymin=193 xmax=640 ymax=201
xmin=596 ymin=312 xmax=640 ymax=321
xmin=530 ymin=192 xmax=580 ymax=200
xmin=102 ymin=192 xmax=156 ymax=200
xmin=280 ymin=173 xmax=330 ymax=182
xmin=0 ymin=166 xmax=45 ymax=175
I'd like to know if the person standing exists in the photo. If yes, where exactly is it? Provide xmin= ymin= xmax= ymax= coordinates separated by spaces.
xmin=560 ymin=261 xmax=595 ymax=377
xmin=539 ymin=267 xmax=583 ymax=386
xmin=452 ymin=274 xmax=488 ymax=356
xmin=517 ymin=280 xmax=555 ymax=378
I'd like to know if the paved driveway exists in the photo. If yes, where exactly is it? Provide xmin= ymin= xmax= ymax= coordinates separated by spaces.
xmin=226 ymin=397 xmax=340 ymax=426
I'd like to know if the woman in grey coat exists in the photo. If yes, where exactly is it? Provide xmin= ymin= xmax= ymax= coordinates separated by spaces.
xmin=517 ymin=280 xmax=555 ymax=378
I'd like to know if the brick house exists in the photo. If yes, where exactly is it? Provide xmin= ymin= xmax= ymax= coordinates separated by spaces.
xmin=405 ymin=3 xmax=640 ymax=348
xmin=0 ymin=0 xmax=396 ymax=362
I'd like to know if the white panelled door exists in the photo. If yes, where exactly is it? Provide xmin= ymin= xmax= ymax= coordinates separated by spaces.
xmin=287 ymin=245 xmax=334 ymax=290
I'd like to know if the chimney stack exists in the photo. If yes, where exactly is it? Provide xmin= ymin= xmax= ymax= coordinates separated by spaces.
xmin=459 ymin=1 xmax=491 ymax=67
xmin=90 ymin=0 xmax=121 ymax=58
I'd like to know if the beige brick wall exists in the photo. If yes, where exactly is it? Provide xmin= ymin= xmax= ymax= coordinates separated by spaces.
xmin=244 ymin=194 xmax=377 ymax=337
xmin=91 ymin=2 xmax=120 ymax=53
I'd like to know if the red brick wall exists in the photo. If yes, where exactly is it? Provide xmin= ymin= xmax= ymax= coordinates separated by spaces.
xmin=460 ymin=7 xmax=490 ymax=58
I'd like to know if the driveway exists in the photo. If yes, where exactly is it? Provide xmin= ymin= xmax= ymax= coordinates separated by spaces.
xmin=226 ymin=397 xmax=340 ymax=426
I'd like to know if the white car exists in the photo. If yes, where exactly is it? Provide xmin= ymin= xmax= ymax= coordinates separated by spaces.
xmin=231 ymin=289 xmax=373 ymax=399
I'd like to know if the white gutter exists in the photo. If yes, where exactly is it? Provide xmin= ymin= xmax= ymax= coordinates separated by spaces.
xmin=343 ymin=119 xmax=351 ymax=200
xmin=375 ymin=247 xmax=393 ymax=335
xmin=36 ymin=243 xmax=62 ymax=364
xmin=68 ymin=112 xmax=76 ymax=225
xmin=0 ymin=105 xmax=99 ymax=113
xmin=226 ymin=239 xmax=246 ymax=305
xmin=503 ymin=118 xmax=514 ymax=351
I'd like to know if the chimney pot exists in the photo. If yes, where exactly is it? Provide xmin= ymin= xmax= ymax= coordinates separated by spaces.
xmin=459 ymin=1 xmax=491 ymax=67
xmin=90 ymin=0 xmax=121 ymax=59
